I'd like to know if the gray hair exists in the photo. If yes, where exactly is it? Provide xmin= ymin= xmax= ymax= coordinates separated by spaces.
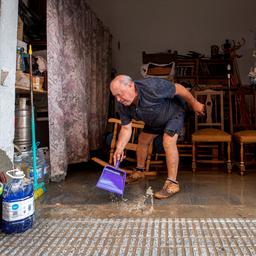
xmin=111 ymin=75 xmax=133 ymax=88
xmin=118 ymin=75 xmax=133 ymax=86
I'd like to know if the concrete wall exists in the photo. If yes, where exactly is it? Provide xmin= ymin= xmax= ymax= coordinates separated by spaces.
xmin=0 ymin=0 xmax=18 ymax=161
xmin=85 ymin=0 xmax=256 ymax=84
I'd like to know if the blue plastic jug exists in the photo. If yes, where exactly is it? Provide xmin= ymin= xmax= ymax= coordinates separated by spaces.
xmin=1 ymin=169 xmax=34 ymax=234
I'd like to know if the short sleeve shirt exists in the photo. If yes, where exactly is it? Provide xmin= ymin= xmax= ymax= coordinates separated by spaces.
xmin=116 ymin=78 xmax=186 ymax=128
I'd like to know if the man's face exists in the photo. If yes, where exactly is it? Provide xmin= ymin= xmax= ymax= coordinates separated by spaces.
xmin=110 ymin=81 xmax=135 ymax=106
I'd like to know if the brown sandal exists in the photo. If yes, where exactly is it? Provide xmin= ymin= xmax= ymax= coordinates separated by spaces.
xmin=154 ymin=180 xmax=180 ymax=199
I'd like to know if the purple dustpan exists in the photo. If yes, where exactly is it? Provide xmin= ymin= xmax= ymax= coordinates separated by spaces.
xmin=96 ymin=160 xmax=126 ymax=195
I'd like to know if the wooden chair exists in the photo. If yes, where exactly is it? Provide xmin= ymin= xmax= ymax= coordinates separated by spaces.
xmin=108 ymin=118 xmax=154 ymax=173
xmin=232 ymin=88 xmax=256 ymax=175
xmin=92 ymin=118 xmax=157 ymax=175
xmin=192 ymin=89 xmax=232 ymax=172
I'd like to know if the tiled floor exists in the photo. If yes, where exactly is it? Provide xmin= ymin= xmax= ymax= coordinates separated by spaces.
xmin=1 ymin=218 xmax=256 ymax=255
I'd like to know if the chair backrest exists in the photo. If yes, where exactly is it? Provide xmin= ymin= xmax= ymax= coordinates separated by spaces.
xmin=232 ymin=88 xmax=256 ymax=131
xmin=108 ymin=118 xmax=146 ymax=164
xmin=194 ymin=89 xmax=224 ymax=131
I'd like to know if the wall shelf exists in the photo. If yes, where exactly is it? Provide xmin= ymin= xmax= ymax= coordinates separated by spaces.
xmin=15 ymin=84 xmax=47 ymax=94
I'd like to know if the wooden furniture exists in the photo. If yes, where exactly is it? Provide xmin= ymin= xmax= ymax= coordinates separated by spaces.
xmin=16 ymin=85 xmax=47 ymax=94
xmin=142 ymin=51 xmax=239 ymax=88
xmin=233 ymin=130 xmax=256 ymax=175
xmin=175 ymin=59 xmax=236 ymax=87
xmin=15 ymin=76 xmax=49 ymax=148
xmin=232 ymin=88 xmax=256 ymax=175
xmin=192 ymin=89 xmax=232 ymax=172
xmin=108 ymin=118 xmax=155 ymax=173
xmin=93 ymin=118 xmax=158 ymax=176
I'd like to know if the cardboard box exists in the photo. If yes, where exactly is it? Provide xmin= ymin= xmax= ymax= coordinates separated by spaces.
xmin=16 ymin=71 xmax=30 ymax=89
xmin=16 ymin=71 xmax=44 ymax=91
xmin=32 ymin=76 xmax=44 ymax=90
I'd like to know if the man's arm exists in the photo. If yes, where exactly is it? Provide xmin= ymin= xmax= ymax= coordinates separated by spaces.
xmin=113 ymin=122 xmax=132 ymax=165
xmin=175 ymin=83 xmax=204 ymax=115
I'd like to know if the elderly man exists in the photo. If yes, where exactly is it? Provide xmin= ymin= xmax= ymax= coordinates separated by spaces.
xmin=110 ymin=75 xmax=204 ymax=199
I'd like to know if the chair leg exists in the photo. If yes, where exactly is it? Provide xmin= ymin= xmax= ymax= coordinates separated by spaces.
xmin=192 ymin=141 xmax=196 ymax=172
xmin=109 ymin=123 xmax=118 ymax=165
xmin=227 ymin=142 xmax=232 ymax=173
xmin=145 ymin=142 xmax=153 ymax=172
xmin=240 ymin=142 xmax=245 ymax=175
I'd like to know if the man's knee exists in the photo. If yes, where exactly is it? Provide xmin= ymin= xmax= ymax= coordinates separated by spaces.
xmin=163 ymin=133 xmax=178 ymax=149
xmin=138 ymin=132 xmax=155 ymax=147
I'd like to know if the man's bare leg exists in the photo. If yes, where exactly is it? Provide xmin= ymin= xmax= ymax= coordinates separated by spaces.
xmin=163 ymin=133 xmax=179 ymax=181
xmin=126 ymin=132 xmax=157 ymax=183
xmin=136 ymin=132 xmax=157 ymax=169
xmin=154 ymin=133 xmax=180 ymax=199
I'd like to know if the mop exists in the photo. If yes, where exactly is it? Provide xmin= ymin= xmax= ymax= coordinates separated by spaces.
xmin=29 ymin=45 xmax=46 ymax=199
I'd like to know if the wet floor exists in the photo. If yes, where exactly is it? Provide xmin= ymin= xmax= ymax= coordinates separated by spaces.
xmin=37 ymin=160 xmax=256 ymax=219
xmin=1 ymin=160 xmax=256 ymax=255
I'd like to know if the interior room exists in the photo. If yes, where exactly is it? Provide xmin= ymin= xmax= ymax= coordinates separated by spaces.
xmin=0 ymin=0 xmax=256 ymax=254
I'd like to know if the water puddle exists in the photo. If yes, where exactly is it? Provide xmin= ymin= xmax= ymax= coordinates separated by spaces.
xmin=109 ymin=186 xmax=154 ymax=215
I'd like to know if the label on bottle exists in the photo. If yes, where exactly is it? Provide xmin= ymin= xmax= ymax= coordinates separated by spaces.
xmin=2 ymin=196 xmax=34 ymax=222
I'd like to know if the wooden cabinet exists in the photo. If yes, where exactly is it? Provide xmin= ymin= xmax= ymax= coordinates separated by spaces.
xmin=142 ymin=51 xmax=238 ymax=87
xmin=174 ymin=59 xmax=198 ymax=86
xmin=174 ymin=58 xmax=234 ymax=87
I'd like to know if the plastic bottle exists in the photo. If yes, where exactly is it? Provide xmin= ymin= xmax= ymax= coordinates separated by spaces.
xmin=27 ymin=157 xmax=45 ymax=184
xmin=43 ymin=162 xmax=50 ymax=184
xmin=1 ymin=169 xmax=34 ymax=234
xmin=37 ymin=148 xmax=50 ymax=184
xmin=14 ymin=154 xmax=23 ymax=171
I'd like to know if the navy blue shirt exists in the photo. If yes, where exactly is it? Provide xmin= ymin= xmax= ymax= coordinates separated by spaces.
xmin=116 ymin=78 xmax=186 ymax=128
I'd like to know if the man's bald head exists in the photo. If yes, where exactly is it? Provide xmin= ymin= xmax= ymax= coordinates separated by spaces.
xmin=110 ymin=75 xmax=137 ymax=106
xmin=110 ymin=75 xmax=133 ymax=89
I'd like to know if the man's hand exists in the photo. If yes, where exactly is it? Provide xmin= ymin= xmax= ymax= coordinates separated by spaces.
xmin=192 ymin=100 xmax=205 ymax=116
xmin=175 ymin=84 xmax=205 ymax=116
xmin=112 ymin=123 xmax=132 ymax=166
xmin=0 ymin=171 xmax=7 ymax=184
xmin=113 ymin=147 xmax=125 ymax=166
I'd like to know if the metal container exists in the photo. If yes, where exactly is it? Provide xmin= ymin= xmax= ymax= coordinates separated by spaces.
xmin=14 ymin=98 xmax=31 ymax=152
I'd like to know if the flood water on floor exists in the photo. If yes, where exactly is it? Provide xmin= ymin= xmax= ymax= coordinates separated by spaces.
xmin=37 ymin=160 xmax=256 ymax=219
xmin=1 ymin=161 xmax=256 ymax=255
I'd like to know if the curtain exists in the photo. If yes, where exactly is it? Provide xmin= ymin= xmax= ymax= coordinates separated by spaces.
xmin=47 ymin=0 xmax=112 ymax=181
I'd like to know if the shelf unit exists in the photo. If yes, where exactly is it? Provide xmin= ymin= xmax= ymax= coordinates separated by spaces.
xmin=142 ymin=51 xmax=238 ymax=88
xmin=15 ymin=84 xmax=47 ymax=94
xmin=16 ymin=0 xmax=48 ymax=149
xmin=174 ymin=58 xmax=233 ymax=87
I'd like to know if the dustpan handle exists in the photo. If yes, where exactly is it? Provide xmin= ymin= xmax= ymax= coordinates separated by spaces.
xmin=114 ymin=160 xmax=126 ymax=177
xmin=114 ymin=160 xmax=125 ymax=174
xmin=115 ymin=160 xmax=120 ymax=168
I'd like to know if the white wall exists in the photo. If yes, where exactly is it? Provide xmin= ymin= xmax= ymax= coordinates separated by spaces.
xmin=0 ymin=0 xmax=19 ymax=160
xmin=86 ymin=0 xmax=256 ymax=84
